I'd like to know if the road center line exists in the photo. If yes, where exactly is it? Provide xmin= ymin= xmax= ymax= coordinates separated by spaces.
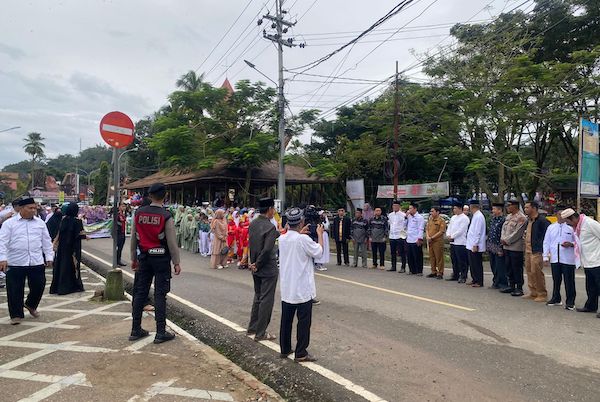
xmin=82 ymin=248 xmax=390 ymax=402
xmin=314 ymin=273 xmax=476 ymax=312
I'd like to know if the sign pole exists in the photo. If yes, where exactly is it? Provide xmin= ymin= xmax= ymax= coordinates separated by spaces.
xmin=112 ymin=147 xmax=119 ymax=269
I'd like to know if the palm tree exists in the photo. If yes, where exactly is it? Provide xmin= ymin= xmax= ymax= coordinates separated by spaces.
xmin=176 ymin=70 xmax=205 ymax=92
xmin=23 ymin=132 xmax=46 ymax=190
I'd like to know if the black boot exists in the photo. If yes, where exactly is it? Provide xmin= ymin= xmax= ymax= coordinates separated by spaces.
xmin=154 ymin=331 xmax=176 ymax=344
xmin=129 ymin=328 xmax=149 ymax=341
xmin=511 ymin=286 xmax=524 ymax=297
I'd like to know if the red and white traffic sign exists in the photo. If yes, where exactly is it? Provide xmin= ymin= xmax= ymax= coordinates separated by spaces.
xmin=99 ymin=111 xmax=135 ymax=148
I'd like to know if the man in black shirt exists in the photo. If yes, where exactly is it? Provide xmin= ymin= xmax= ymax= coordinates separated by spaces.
xmin=332 ymin=207 xmax=351 ymax=266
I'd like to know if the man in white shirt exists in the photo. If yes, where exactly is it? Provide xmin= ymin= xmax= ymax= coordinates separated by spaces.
xmin=406 ymin=202 xmax=425 ymax=276
xmin=0 ymin=198 xmax=54 ymax=325
xmin=446 ymin=202 xmax=470 ymax=283
xmin=543 ymin=208 xmax=576 ymax=310
xmin=562 ymin=208 xmax=600 ymax=315
xmin=466 ymin=200 xmax=487 ymax=287
xmin=388 ymin=200 xmax=407 ymax=272
xmin=278 ymin=207 xmax=324 ymax=363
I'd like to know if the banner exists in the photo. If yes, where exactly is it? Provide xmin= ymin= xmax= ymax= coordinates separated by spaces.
xmin=84 ymin=219 xmax=113 ymax=239
xmin=377 ymin=181 xmax=449 ymax=199
xmin=346 ymin=179 xmax=365 ymax=209
xmin=579 ymin=119 xmax=600 ymax=197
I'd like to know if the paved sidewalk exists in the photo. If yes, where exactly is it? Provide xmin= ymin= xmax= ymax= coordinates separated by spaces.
xmin=0 ymin=266 xmax=281 ymax=402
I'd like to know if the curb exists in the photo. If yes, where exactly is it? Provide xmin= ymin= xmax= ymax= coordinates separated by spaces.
xmin=82 ymin=255 xmax=368 ymax=402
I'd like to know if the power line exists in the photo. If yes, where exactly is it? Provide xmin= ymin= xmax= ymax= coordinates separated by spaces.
xmin=194 ymin=0 xmax=255 ymax=73
xmin=306 ymin=33 xmax=447 ymax=47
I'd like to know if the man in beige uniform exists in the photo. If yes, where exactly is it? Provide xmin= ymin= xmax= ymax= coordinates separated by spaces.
xmin=500 ymin=200 xmax=528 ymax=296
xmin=426 ymin=206 xmax=447 ymax=279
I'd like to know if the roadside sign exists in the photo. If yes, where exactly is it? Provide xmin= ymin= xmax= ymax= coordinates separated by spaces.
xmin=99 ymin=111 xmax=135 ymax=148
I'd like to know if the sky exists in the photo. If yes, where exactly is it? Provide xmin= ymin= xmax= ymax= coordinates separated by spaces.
xmin=0 ymin=0 xmax=533 ymax=167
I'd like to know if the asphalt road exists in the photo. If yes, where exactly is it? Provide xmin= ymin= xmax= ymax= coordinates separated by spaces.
xmin=84 ymin=238 xmax=600 ymax=402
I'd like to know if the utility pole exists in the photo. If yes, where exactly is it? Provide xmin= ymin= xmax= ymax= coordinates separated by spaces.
xmin=75 ymin=138 xmax=81 ymax=200
xmin=261 ymin=0 xmax=300 ymax=211
xmin=392 ymin=61 xmax=400 ymax=199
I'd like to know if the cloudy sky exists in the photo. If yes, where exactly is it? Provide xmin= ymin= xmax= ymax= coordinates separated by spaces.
xmin=0 ymin=0 xmax=531 ymax=167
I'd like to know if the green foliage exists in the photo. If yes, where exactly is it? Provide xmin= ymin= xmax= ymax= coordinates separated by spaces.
xmin=93 ymin=161 xmax=109 ymax=205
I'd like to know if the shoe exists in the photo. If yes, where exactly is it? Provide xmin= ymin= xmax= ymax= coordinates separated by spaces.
xmin=426 ymin=273 xmax=437 ymax=278
xmin=336 ymin=263 xmax=341 ymax=266
xmin=471 ymin=283 xmax=482 ymax=288
xmin=446 ymin=277 xmax=458 ymax=281
xmin=534 ymin=296 xmax=547 ymax=303
xmin=406 ymin=272 xmax=414 ymax=275
xmin=379 ymin=265 xmax=385 ymax=270
xmin=118 ymin=261 xmax=127 ymax=267
xmin=488 ymin=285 xmax=500 ymax=290
xmin=386 ymin=268 xmax=396 ymax=272
xmin=294 ymin=354 xmax=318 ymax=363
xmin=246 ymin=330 xmax=256 ymax=336
xmin=129 ymin=328 xmax=150 ymax=341
xmin=312 ymin=299 xmax=321 ymax=305
xmin=280 ymin=351 xmax=293 ymax=358
xmin=399 ymin=268 xmax=406 ymax=273
xmin=217 ymin=265 xmax=224 ymax=270
xmin=254 ymin=333 xmax=277 ymax=342
xmin=576 ymin=307 xmax=597 ymax=313
xmin=466 ymin=281 xmax=474 ymax=285
xmin=597 ymin=313 xmax=600 ymax=319
xmin=24 ymin=304 xmax=40 ymax=318
xmin=546 ymin=300 xmax=562 ymax=306
xmin=458 ymin=278 xmax=466 ymax=284
xmin=371 ymin=265 xmax=378 ymax=269
xmin=352 ymin=265 xmax=358 ymax=268
xmin=499 ymin=287 xmax=514 ymax=294
xmin=153 ymin=331 xmax=176 ymax=344
xmin=511 ymin=289 xmax=524 ymax=297
xmin=522 ymin=294 xmax=535 ymax=300
xmin=436 ymin=275 xmax=443 ymax=280
xmin=320 ymin=266 xmax=328 ymax=271
xmin=565 ymin=305 xmax=575 ymax=311
xmin=344 ymin=263 xmax=350 ymax=266
xmin=10 ymin=317 xmax=22 ymax=325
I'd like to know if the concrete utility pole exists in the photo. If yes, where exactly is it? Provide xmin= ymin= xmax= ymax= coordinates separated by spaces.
xmin=261 ymin=0 xmax=298 ymax=211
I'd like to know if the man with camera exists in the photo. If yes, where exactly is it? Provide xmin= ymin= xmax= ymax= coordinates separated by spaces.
xmin=278 ymin=207 xmax=324 ymax=362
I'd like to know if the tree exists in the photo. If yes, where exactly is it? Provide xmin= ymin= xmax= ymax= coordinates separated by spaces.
xmin=92 ymin=161 xmax=109 ymax=205
xmin=23 ymin=132 xmax=45 ymax=190
xmin=175 ymin=70 xmax=206 ymax=92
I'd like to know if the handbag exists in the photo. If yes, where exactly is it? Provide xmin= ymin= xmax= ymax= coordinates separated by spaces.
xmin=220 ymin=246 xmax=230 ymax=255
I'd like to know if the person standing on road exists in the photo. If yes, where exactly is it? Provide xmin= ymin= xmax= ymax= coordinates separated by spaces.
xmin=0 ymin=197 xmax=54 ymax=325
xmin=522 ymin=201 xmax=551 ymax=302
xmin=247 ymin=198 xmax=280 ymax=342
xmin=50 ymin=203 xmax=86 ymax=295
xmin=332 ymin=207 xmax=351 ymax=266
xmin=426 ymin=206 xmax=446 ymax=279
xmin=446 ymin=202 xmax=470 ymax=283
xmin=116 ymin=203 xmax=127 ymax=267
xmin=388 ymin=200 xmax=407 ymax=273
xmin=130 ymin=183 xmax=181 ymax=344
xmin=487 ymin=203 xmax=508 ymax=290
xmin=500 ymin=200 xmax=528 ymax=296
xmin=210 ymin=210 xmax=229 ymax=269
xmin=406 ymin=203 xmax=425 ymax=276
xmin=543 ymin=208 xmax=577 ymax=310
xmin=562 ymin=209 xmax=600 ymax=315
xmin=466 ymin=200 xmax=486 ymax=287
xmin=278 ymin=207 xmax=324 ymax=363
xmin=351 ymin=208 xmax=369 ymax=268
xmin=369 ymin=207 xmax=388 ymax=270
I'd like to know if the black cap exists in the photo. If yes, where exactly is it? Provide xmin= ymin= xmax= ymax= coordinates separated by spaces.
xmin=492 ymin=202 xmax=505 ymax=208
xmin=507 ymin=199 xmax=520 ymax=206
xmin=356 ymin=208 xmax=363 ymax=212
xmin=258 ymin=198 xmax=274 ymax=209
xmin=18 ymin=197 xmax=35 ymax=207
xmin=148 ymin=183 xmax=166 ymax=195
xmin=285 ymin=207 xmax=304 ymax=226
xmin=452 ymin=201 xmax=462 ymax=207
xmin=392 ymin=199 xmax=401 ymax=205
xmin=469 ymin=199 xmax=480 ymax=206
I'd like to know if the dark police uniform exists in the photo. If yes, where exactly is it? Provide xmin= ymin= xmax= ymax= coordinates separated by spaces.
xmin=130 ymin=184 xmax=180 ymax=343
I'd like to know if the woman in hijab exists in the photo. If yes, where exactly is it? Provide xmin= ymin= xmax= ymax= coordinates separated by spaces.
xmin=46 ymin=206 xmax=63 ymax=241
xmin=210 ymin=209 xmax=229 ymax=269
xmin=50 ymin=203 xmax=87 ymax=295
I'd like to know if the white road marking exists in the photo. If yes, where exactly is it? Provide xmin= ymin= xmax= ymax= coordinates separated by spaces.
xmin=0 ymin=340 xmax=116 ymax=353
xmin=42 ymin=308 xmax=130 ymax=316
xmin=0 ymin=318 xmax=80 ymax=329
xmin=128 ymin=378 xmax=234 ymax=402
xmin=18 ymin=372 xmax=89 ymax=402
xmin=82 ymin=249 xmax=389 ymax=402
xmin=124 ymin=333 xmax=157 ymax=352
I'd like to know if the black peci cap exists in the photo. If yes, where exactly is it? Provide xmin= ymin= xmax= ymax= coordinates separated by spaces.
xmin=18 ymin=197 xmax=35 ymax=207
xmin=468 ymin=199 xmax=480 ymax=206
xmin=507 ymin=199 xmax=520 ymax=206
xmin=492 ymin=202 xmax=505 ymax=208
xmin=258 ymin=198 xmax=274 ymax=209
xmin=148 ymin=183 xmax=166 ymax=195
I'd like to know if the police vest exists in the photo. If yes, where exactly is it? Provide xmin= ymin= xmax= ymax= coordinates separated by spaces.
xmin=135 ymin=205 xmax=171 ymax=255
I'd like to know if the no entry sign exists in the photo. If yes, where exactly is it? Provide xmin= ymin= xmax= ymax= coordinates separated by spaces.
xmin=99 ymin=111 xmax=135 ymax=148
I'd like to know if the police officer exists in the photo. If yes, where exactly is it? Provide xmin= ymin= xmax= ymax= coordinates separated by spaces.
xmin=129 ymin=183 xmax=181 ymax=344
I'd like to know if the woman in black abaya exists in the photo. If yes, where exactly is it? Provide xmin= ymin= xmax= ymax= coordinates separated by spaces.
xmin=50 ymin=203 xmax=87 ymax=295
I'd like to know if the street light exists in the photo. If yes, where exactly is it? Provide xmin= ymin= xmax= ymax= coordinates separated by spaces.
xmin=437 ymin=156 xmax=449 ymax=183
xmin=244 ymin=60 xmax=278 ymax=86
xmin=0 ymin=126 xmax=21 ymax=133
